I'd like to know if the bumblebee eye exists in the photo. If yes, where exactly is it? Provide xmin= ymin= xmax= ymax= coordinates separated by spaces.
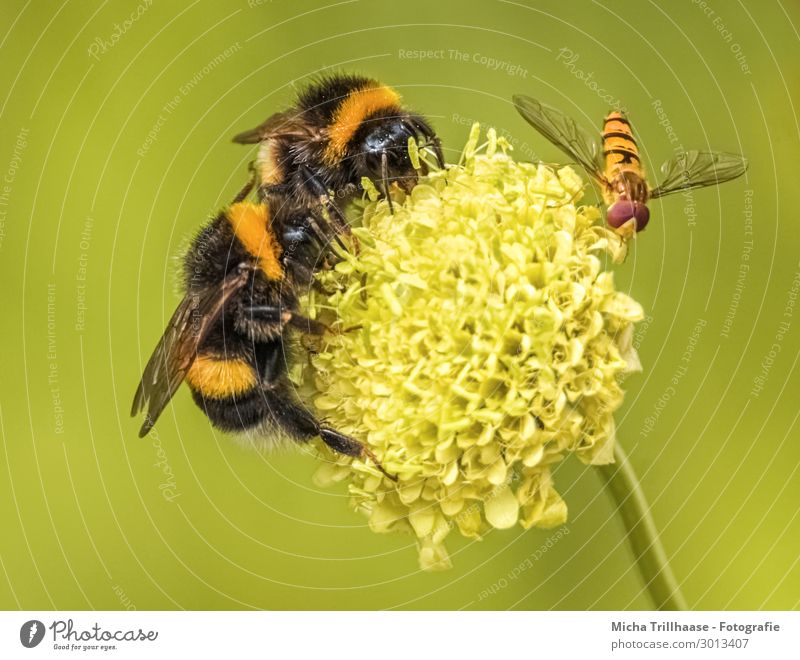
xmin=363 ymin=121 xmax=414 ymax=157
xmin=282 ymin=227 xmax=308 ymax=244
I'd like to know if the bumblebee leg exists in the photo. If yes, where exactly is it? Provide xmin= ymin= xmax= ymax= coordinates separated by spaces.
xmin=298 ymin=164 xmax=350 ymax=235
xmin=380 ymin=151 xmax=395 ymax=214
xmin=253 ymin=340 xmax=284 ymax=387
xmin=318 ymin=427 xmax=396 ymax=481
xmin=254 ymin=386 xmax=396 ymax=480
xmin=232 ymin=163 xmax=257 ymax=203
xmin=245 ymin=306 xmax=328 ymax=335
xmin=281 ymin=256 xmax=330 ymax=294
xmin=307 ymin=215 xmax=345 ymax=252
xmin=288 ymin=313 xmax=328 ymax=335
xmin=256 ymin=182 xmax=292 ymax=202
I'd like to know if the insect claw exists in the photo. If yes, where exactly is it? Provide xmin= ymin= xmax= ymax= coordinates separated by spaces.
xmin=362 ymin=446 xmax=398 ymax=482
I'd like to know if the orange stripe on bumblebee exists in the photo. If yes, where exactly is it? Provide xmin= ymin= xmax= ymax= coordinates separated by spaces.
xmin=227 ymin=202 xmax=284 ymax=280
xmin=186 ymin=355 xmax=257 ymax=399
xmin=323 ymin=84 xmax=402 ymax=164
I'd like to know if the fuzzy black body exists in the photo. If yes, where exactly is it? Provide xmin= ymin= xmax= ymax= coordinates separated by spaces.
xmin=183 ymin=202 xmax=299 ymax=343
xmin=132 ymin=196 xmax=379 ymax=469
xmin=232 ymin=74 xmax=443 ymax=215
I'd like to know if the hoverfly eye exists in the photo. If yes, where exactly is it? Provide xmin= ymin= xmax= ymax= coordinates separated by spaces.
xmin=633 ymin=202 xmax=650 ymax=231
xmin=607 ymin=200 xmax=636 ymax=228
xmin=607 ymin=200 xmax=650 ymax=232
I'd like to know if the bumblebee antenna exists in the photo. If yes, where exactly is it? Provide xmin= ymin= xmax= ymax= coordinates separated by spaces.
xmin=431 ymin=137 xmax=445 ymax=169
xmin=380 ymin=151 xmax=394 ymax=214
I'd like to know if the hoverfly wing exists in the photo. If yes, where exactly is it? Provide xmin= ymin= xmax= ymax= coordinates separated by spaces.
xmin=512 ymin=94 xmax=605 ymax=183
xmin=232 ymin=109 xmax=321 ymax=144
xmin=131 ymin=266 xmax=251 ymax=437
xmin=650 ymin=150 xmax=748 ymax=199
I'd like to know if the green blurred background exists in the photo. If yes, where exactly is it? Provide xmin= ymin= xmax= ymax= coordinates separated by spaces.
xmin=1 ymin=0 xmax=798 ymax=610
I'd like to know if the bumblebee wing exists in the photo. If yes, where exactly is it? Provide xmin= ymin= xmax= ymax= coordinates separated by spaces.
xmin=232 ymin=110 xmax=320 ymax=144
xmin=512 ymin=94 xmax=604 ymax=183
xmin=131 ymin=267 xmax=250 ymax=437
xmin=650 ymin=150 xmax=748 ymax=198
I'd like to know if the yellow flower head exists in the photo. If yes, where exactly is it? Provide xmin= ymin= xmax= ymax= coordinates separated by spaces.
xmin=304 ymin=125 xmax=643 ymax=570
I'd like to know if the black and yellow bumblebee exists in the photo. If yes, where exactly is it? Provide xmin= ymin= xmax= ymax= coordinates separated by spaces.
xmin=132 ymin=74 xmax=442 ymax=477
xmin=233 ymin=73 xmax=443 ymax=216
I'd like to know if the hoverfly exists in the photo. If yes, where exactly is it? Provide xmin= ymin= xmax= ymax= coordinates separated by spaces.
xmin=513 ymin=95 xmax=748 ymax=237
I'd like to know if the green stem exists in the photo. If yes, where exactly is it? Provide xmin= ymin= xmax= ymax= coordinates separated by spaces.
xmin=597 ymin=442 xmax=687 ymax=610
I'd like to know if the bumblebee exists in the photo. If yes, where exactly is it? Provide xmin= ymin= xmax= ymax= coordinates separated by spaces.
xmin=232 ymin=73 xmax=444 ymax=217
xmin=513 ymin=95 xmax=748 ymax=237
xmin=132 ymin=74 xmax=444 ymax=476
xmin=131 ymin=181 xmax=391 ymax=477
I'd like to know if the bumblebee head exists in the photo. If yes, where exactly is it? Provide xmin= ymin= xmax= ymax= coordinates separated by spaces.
xmin=353 ymin=112 xmax=442 ymax=191
xmin=309 ymin=75 xmax=442 ymax=192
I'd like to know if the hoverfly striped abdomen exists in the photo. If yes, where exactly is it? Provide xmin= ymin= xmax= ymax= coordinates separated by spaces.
xmin=603 ymin=112 xmax=641 ymax=170
xmin=602 ymin=111 xmax=650 ymax=232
